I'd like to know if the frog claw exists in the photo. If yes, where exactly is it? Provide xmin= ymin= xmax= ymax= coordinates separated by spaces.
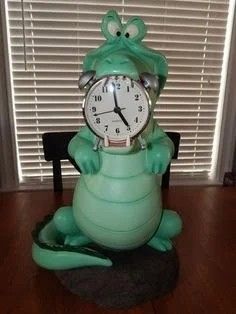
xmin=148 ymin=238 xmax=173 ymax=252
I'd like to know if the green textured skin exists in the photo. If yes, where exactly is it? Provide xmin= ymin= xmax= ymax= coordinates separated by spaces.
xmin=32 ymin=10 xmax=182 ymax=270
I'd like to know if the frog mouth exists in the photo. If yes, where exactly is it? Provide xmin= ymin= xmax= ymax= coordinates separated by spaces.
xmin=79 ymin=70 xmax=159 ymax=96
xmin=93 ymin=134 xmax=147 ymax=154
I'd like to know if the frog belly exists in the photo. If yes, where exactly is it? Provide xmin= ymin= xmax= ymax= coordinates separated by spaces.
xmin=73 ymin=175 xmax=162 ymax=249
xmin=72 ymin=150 xmax=162 ymax=249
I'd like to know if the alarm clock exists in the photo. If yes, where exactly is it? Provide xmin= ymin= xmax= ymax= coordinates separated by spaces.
xmin=83 ymin=75 xmax=151 ymax=148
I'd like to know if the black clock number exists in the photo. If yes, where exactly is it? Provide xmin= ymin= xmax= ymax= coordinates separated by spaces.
xmin=104 ymin=125 xmax=108 ymax=131
xmin=102 ymin=86 xmax=108 ymax=93
xmin=135 ymin=94 xmax=140 ymax=101
xmin=127 ymin=86 xmax=130 ymax=92
xmin=135 ymin=117 xmax=138 ymax=123
xmin=138 ymin=105 xmax=143 ymax=112
xmin=116 ymin=83 xmax=121 ymax=90
xmin=115 ymin=128 xmax=120 ymax=134
xmin=94 ymin=95 xmax=102 ymax=102
xmin=127 ymin=126 xmax=131 ymax=131
xmin=92 ymin=106 xmax=96 ymax=112
xmin=96 ymin=118 xmax=100 ymax=124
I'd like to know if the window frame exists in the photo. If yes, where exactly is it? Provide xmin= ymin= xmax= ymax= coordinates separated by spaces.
xmin=0 ymin=1 xmax=235 ymax=190
xmin=0 ymin=2 xmax=19 ymax=191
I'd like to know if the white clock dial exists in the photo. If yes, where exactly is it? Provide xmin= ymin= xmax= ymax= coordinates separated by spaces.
xmin=83 ymin=76 xmax=151 ymax=142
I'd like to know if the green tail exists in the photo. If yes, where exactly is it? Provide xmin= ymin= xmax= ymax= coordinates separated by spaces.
xmin=32 ymin=215 xmax=112 ymax=270
xmin=32 ymin=243 xmax=112 ymax=270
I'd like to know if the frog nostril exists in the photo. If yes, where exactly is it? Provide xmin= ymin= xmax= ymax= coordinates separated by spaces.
xmin=120 ymin=59 xmax=129 ymax=65
xmin=105 ymin=58 xmax=112 ymax=64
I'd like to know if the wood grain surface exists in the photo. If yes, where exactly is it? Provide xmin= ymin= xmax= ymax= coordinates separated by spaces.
xmin=0 ymin=186 xmax=235 ymax=314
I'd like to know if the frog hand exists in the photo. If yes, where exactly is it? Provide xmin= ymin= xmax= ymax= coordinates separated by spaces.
xmin=74 ymin=145 xmax=100 ymax=175
xmin=146 ymin=144 xmax=172 ymax=174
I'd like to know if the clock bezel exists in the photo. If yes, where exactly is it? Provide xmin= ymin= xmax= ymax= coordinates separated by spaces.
xmin=82 ymin=75 xmax=152 ymax=143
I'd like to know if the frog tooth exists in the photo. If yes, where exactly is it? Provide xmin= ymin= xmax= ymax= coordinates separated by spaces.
xmin=126 ymin=135 xmax=131 ymax=147
xmin=104 ymin=135 xmax=109 ymax=147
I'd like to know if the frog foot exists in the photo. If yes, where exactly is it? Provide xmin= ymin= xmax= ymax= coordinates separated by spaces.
xmin=148 ymin=237 xmax=173 ymax=252
xmin=64 ymin=234 xmax=91 ymax=247
xmin=32 ymin=215 xmax=112 ymax=270
xmin=148 ymin=209 xmax=182 ymax=252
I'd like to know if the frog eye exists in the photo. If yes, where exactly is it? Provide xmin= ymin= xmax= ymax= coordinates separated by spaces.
xmin=124 ymin=24 xmax=139 ymax=39
xmin=107 ymin=21 xmax=122 ymax=37
xmin=101 ymin=10 xmax=122 ymax=41
xmin=124 ymin=17 xmax=147 ymax=42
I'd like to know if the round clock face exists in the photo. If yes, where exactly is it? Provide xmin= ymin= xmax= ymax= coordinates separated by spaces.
xmin=83 ymin=76 xmax=151 ymax=143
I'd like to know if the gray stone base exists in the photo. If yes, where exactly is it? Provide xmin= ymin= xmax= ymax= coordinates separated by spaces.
xmin=55 ymin=245 xmax=179 ymax=309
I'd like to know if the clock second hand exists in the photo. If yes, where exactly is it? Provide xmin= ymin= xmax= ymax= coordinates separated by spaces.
xmin=94 ymin=107 xmax=125 ymax=116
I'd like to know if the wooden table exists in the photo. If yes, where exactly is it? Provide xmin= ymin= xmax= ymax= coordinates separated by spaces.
xmin=0 ymin=186 xmax=235 ymax=314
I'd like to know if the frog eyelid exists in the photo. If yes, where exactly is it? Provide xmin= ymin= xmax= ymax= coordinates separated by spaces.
xmin=101 ymin=10 xmax=122 ymax=41
xmin=123 ymin=24 xmax=139 ymax=39
xmin=123 ymin=17 xmax=147 ymax=42
xmin=107 ymin=21 xmax=122 ymax=38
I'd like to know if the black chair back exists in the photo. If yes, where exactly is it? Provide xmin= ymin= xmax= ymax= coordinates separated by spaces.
xmin=42 ymin=131 xmax=180 ymax=191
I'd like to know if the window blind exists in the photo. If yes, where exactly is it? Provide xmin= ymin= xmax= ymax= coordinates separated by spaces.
xmin=4 ymin=0 xmax=233 ymax=184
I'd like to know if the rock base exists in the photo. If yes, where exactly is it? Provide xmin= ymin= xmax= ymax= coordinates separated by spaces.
xmin=55 ymin=245 xmax=179 ymax=309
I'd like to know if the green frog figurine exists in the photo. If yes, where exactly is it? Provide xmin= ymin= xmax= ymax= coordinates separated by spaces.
xmin=32 ymin=10 xmax=182 ymax=270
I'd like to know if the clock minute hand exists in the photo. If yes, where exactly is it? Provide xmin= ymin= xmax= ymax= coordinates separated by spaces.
xmin=112 ymin=83 xmax=130 ymax=127
xmin=112 ymin=82 xmax=119 ymax=108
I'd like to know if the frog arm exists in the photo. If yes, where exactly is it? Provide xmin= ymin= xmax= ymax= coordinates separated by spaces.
xmin=148 ymin=124 xmax=174 ymax=155
xmin=68 ymin=127 xmax=100 ymax=174
xmin=128 ymin=42 xmax=168 ymax=96
xmin=68 ymin=126 xmax=95 ymax=158
xmin=145 ymin=124 xmax=174 ymax=174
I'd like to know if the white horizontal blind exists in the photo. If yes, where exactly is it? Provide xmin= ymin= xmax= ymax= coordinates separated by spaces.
xmin=5 ymin=0 xmax=232 ymax=184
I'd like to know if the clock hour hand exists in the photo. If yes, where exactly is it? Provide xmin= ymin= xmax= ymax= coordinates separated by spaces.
xmin=114 ymin=107 xmax=129 ymax=127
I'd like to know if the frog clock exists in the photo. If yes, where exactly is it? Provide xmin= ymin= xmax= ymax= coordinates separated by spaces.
xmin=32 ymin=10 xmax=182 ymax=270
